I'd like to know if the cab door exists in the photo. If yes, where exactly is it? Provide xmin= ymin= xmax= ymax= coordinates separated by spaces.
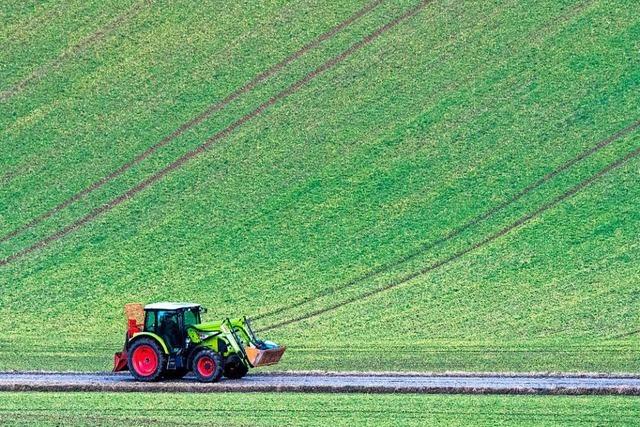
xmin=154 ymin=310 xmax=182 ymax=352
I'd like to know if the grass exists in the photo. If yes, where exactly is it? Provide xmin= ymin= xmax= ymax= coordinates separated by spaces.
xmin=0 ymin=0 xmax=140 ymax=93
xmin=0 ymin=0 xmax=639 ymax=373
xmin=1 ymin=392 xmax=639 ymax=426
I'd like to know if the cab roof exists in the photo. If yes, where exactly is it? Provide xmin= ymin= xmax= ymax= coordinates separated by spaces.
xmin=144 ymin=302 xmax=201 ymax=311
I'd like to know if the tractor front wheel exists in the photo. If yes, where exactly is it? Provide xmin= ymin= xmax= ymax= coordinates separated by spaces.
xmin=223 ymin=354 xmax=249 ymax=379
xmin=127 ymin=338 xmax=166 ymax=382
xmin=192 ymin=350 xmax=224 ymax=382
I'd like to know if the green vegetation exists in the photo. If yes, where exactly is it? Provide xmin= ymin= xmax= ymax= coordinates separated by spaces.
xmin=0 ymin=0 xmax=140 ymax=93
xmin=1 ymin=0 xmax=639 ymax=373
xmin=1 ymin=392 xmax=639 ymax=426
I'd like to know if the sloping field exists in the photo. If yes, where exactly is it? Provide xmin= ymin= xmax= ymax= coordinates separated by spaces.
xmin=0 ymin=0 xmax=639 ymax=373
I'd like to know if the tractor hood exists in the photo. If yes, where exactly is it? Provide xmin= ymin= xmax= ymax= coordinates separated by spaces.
xmin=191 ymin=322 xmax=223 ymax=332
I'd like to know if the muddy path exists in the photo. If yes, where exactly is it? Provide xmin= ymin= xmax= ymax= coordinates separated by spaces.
xmin=1 ymin=371 xmax=639 ymax=395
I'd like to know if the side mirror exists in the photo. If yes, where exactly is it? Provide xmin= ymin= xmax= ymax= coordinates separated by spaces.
xmin=200 ymin=306 xmax=208 ymax=314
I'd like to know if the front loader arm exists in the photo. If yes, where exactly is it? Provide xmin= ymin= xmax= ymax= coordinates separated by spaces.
xmin=222 ymin=317 xmax=286 ymax=368
xmin=220 ymin=318 xmax=250 ymax=362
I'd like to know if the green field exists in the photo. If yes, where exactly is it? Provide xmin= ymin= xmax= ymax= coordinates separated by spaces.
xmin=1 ymin=0 xmax=639 ymax=374
xmin=1 ymin=392 xmax=639 ymax=426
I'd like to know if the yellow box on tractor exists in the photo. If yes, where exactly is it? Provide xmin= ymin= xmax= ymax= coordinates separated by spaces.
xmin=113 ymin=302 xmax=285 ymax=382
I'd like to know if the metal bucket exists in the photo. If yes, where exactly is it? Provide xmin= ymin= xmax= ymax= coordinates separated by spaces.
xmin=245 ymin=346 xmax=286 ymax=367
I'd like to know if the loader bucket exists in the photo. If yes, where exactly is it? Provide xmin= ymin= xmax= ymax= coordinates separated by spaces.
xmin=245 ymin=346 xmax=286 ymax=367
xmin=113 ymin=351 xmax=128 ymax=372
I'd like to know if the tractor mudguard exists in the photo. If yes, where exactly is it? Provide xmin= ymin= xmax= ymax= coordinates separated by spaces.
xmin=186 ymin=339 xmax=229 ymax=370
xmin=114 ymin=331 xmax=168 ymax=372
xmin=129 ymin=332 xmax=170 ymax=354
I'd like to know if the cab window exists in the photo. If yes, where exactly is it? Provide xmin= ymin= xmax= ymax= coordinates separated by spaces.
xmin=184 ymin=308 xmax=200 ymax=327
xmin=144 ymin=311 xmax=156 ymax=332
xmin=157 ymin=310 xmax=181 ymax=350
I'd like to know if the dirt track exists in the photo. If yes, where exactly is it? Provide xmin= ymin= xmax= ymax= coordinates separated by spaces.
xmin=0 ymin=0 xmax=431 ymax=267
xmin=260 ymin=141 xmax=640 ymax=331
xmin=257 ymin=119 xmax=640 ymax=327
xmin=1 ymin=372 xmax=640 ymax=395
xmin=0 ymin=0 xmax=384 ymax=245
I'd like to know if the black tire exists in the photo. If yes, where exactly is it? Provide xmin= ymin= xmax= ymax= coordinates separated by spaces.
xmin=224 ymin=354 xmax=249 ymax=379
xmin=163 ymin=369 xmax=189 ymax=380
xmin=192 ymin=350 xmax=224 ymax=382
xmin=127 ymin=338 xmax=167 ymax=382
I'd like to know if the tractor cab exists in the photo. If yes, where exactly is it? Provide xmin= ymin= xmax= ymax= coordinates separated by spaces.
xmin=113 ymin=302 xmax=285 ymax=382
xmin=142 ymin=302 xmax=203 ymax=352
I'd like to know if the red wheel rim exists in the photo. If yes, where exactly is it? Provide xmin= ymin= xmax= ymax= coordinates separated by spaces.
xmin=197 ymin=356 xmax=216 ymax=377
xmin=131 ymin=344 xmax=158 ymax=376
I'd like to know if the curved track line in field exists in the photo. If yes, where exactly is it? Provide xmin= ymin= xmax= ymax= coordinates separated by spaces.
xmin=260 ymin=134 xmax=640 ymax=331
xmin=251 ymin=0 xmax=602 ymax=321
xmin=0 ymin=0 xmax=385 ymax=245
xmin=0 ymin=0 xmax=296 ymax=186
xmin=0 ymin=0 xmax=433 ymax=267
xmin=0 ymin=1 xmax=149 ymax=103
xmin=610 ymin=328 xmax=640 ymax=339
xmin=254 ymin=119 xmax=640 ymax=321
xmin=219 ymin=0 xmax=598 ymax=313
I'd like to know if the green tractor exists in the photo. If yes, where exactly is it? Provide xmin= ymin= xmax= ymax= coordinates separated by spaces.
xmin=113 ymin=302 xmax=285 ymax=382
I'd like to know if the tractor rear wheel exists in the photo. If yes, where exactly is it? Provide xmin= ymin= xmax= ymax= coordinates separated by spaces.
xmin=127 ymin=338 xmax=166 ymax=382
xmin=192 ymin=350 xmax=224 ymax=382
xmin=223 ymin=354 xmax=249 ymax=379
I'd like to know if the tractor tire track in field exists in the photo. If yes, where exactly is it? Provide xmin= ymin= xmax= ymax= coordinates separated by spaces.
xmin=1 ymin=372 xmax=640 ymax=395
xmin=610 ymin=328 xmax=640 ymax=339
xmin=260 ymin=127 xmax=640 ymax=331
xmin=0 ymin=0 xmax=385 ymax=245
xmin=218 ymin=0 xmax=595 ymax=310
xmin=250 ymin=0 xmax=601 ymax=321
xmin=0 ymin=1 xmax=150 ymax=103
xmin=254 ymin=119 xmax=640 ymax=322
xmin=0 ymin=0 xmax=432 ymax=267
